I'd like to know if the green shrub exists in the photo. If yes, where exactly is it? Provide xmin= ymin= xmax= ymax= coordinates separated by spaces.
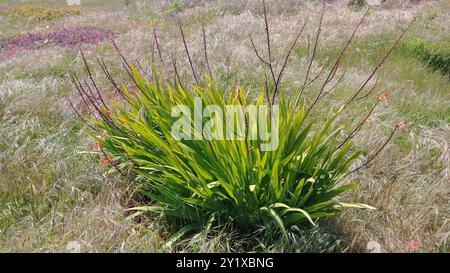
xmin=71 ymin=1 xmax=411 ymax=241
xmin=83 ymin=67 xmax=374 ymax=238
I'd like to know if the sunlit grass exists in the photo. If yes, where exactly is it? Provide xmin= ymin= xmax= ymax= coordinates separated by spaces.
xmin=0 ymin=0 xmax=448 ymax=252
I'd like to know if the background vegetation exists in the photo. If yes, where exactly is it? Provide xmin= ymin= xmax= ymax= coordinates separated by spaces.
xmin=0 ymin=0 xmax=449 ymax=252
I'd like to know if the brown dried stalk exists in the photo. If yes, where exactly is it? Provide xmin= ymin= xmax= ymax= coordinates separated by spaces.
xmin=262 ymin=0 xmax=277 ymax=93
xmin=301 ymin=64 xmax=325 ymax=91
xmin=249 ymin=35 xmax=270 ymax=66
xmin=111 ymin=39 xmax=132 ymax=71
xmin=355 ymin=77 xmax=378 ymax=101
xmin=79 ymin=47 xmax=109 ymax=112
xmin=336 ymin=98 xmax=381 ymax=150
xmin=179 ymin=21 xmax=199 ymax=85
xmin=110 ymin=40 xmax=153 ymax=102
xmin=342 ymin=17 xmax=416 ymax=111
xmin=71 ymin=74 xmax=111 ymax=125
xmin=152 ymin=25 xmax=166 ymax=73
xmin=97 ymin=57 xmax=129 ymax=103
xmin=264 ymin=73 xmax=271 ymax=109
xmin=318 ymin=67 xmax=348 ymax=100
xmin=299 ymin=0 xmax=325 ymax=100
xmin=71 ymin=71 xmax=134 ymax=139
xmin=67 ymin=98 xmax=96 ymax=131
xmin=171 ymin=54 xmax=186 ymax=90
xmin=69 ymin=73 xmax=94 ymax=116
xmin=272 ymin=20 xmax=307 ymax=104
xmin=307 ymin=7 xmax=369 ymax=112
xmin=345 ymin=126 xmax=399 ymax=177
xmin=202 ymin=23 xmax=214 ymax=80
xmin=250 ymin=0 xmax=307 ymax=104
xmin=136 ymin=60 xmax=153 ymax=81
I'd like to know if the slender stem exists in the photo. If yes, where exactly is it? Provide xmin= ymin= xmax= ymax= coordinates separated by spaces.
xmin=308 ymin=7 xmax=369 ymax=112
xmin=342 ymin=17 xmax=415 ymax=111
xmin=298 ymin=0 xmax=325 ymax=102
xmin=272 ymin=20 xmax=307 ymax=104
xmin=355 ymin=77 xmax=378 ymax=101
xmin=318 ymin=67 xmax=348 ymax=100
xmin=202 ymin=23 xmax=214 ymax=80
xmin=262 ymin=0 xmax=278 ymax=95
xmin=249 ymin=35 xmax=270 ymax=65
xmin=345 ymin=127 xmax=398 ymax=176
xmin=67 ymin=98 xmax=96 ymax=131
xmin=264 ymin=74 xmax=272 ymax=116
xmin=80 ymin=47 xmax=109 ymax=112
xmin=179 ymin=22 xmax=199 ymax=85
xmin=172 ymin=54 xmax=186 ymax=90
xmin=336 ymin=99 xmax=380 ymax=150
xmin=97 ymin=57 xmax=130 ymax=103
xmin=152 ymin=25 xmax=166 ymax=74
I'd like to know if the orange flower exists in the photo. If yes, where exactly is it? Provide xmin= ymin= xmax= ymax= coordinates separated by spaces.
xmin=91 ymin=142 xmax=102 ymax=151
xmin=396 ymin=120 xmax=408 ymax=129
xmin=100 ymin=155 xmax=112 ymax=166
xmin=378 ymin=92 xmax=388 ymax=103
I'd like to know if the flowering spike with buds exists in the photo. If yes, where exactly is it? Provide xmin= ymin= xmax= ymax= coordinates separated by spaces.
xmin=346 ymin=119 xmax=408 ymax=177
xmin=396 ymin=120 xmax=408 ymax=129
xmin=378 ymin=92 xmax=389 ymax=103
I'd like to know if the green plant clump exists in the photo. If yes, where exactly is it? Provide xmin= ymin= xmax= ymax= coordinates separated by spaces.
xmin=71 ymin=1 xmax=412 ymax=241
xmin=86 ymin=68 xmax=373 ymax=237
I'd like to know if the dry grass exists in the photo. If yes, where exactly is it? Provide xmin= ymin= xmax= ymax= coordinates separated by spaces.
xmin=0 ymin=0 xmax=449 ymax=252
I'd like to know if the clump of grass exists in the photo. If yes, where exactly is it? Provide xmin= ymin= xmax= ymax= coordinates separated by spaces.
xmin=348 ymin=0 xmax=366 ymax=11
xmin=0 ymin=6 xmax=81 ymax=22
xmin=398 ymin=38 xmax=450 ymax=76
xmin=165 ymin=0 xmax=185 ymax=15
xmin=70 ymin=1 xmax=414 ymax=244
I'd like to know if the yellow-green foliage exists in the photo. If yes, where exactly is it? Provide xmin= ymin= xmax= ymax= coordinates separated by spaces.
xmin=81 ymin=67 xmax=374 ymax=239
xmin=0 ymin=6 xmax=81 ymax=22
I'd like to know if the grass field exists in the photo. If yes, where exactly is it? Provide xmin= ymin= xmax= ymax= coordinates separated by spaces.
xmin=0 ymin=0 xmax=449 ymax=252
